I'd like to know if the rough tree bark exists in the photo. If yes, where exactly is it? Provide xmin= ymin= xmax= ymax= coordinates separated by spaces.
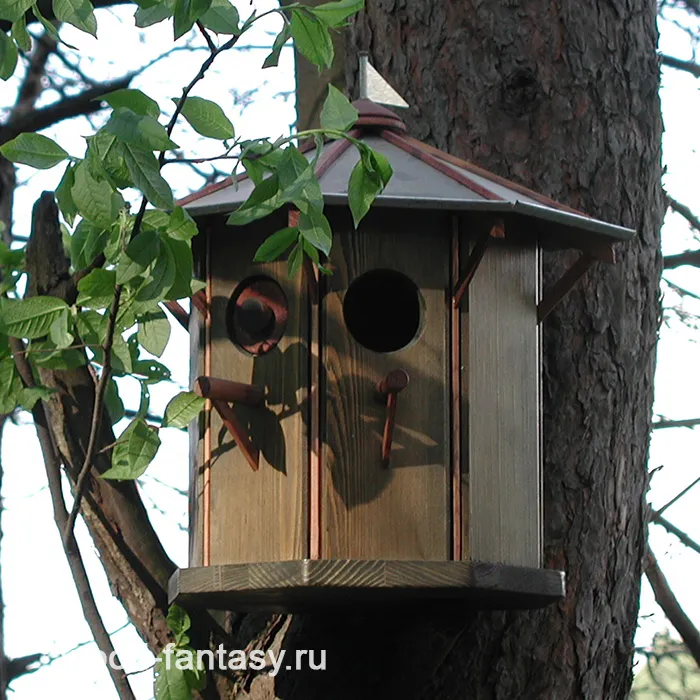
xmin=238 ymin=1 xmax=664 ymax=698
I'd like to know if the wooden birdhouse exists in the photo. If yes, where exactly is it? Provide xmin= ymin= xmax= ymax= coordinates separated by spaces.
xmin=168 ymin=99 xmax=634 ymax=612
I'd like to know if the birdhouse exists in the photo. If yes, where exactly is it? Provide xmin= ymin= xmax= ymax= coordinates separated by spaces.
xmin=168 ymin=100 xmax=634 ymax=612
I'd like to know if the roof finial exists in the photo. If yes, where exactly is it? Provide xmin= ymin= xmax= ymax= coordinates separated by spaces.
xmin=358 ymin=52 xmax=409 ymax=108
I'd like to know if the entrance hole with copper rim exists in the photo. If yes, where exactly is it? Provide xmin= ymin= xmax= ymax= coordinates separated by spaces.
xmin=226 ymin=276 xmax=289 ymax=356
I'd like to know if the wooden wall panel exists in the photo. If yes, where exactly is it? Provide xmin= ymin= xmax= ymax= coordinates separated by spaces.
xmin=188 ymin=292 xmax=204 ymax=567
xmin=465 ymin=240 xmax=541 ymax=567
xmin=206 ymin=217 xmax=308 ymax=564
xmin=322 ymin=211 xmax=450 ymax=560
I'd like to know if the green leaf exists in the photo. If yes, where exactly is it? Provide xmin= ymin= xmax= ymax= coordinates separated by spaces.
xmin=138 ymin=308 xmax=171 ymax=357
xmin=162 ymin=391 xmax=205 ymax=429
xmin=135 ymin=238 xmax=176 ymax=303
xmin=76 ymin=268 xmax=116 ymax=309
xmin=0 ymin=0 xmax=35 ymax=24
xmin=56 ymin=164 xmax=78 ymax=226
xmin=320 ymin=84 xmax=358 ymax=132
xmin=134 ymin=0 xmax=174 ymax=27
xmin=277 ymin=145 xmax=323 ymax=211
xmin=310 ymin=0 xmax=363 ymax=27
xmin=105 ymin=378 xmax=125 ymax=424
xmin=52 ymin=0 xmax=98 ymax=36
xmin=18 ymin=385 xmax=55 ymax=411
xmin=263 ymin=24 xmax=291 ymax=69
xmin=298 ymin=208 xmax=332 ymax=256
xmin=135 ymin=359 xmax=171 ymax=384
xmin=102 ymin=419 xmax=161 ymax=480
xmin=347 ymin=148 xmax=392 ymax=227
xmin=49 ymin=309 xmax=73 ymax=348
xmin=176 ymin=96 xmax=234 ymax=140
xmin=199 ymin=0 xmax=239 ymax=34
xmin=226 ymin=174 xmax=283 ymax=226
xmin=161 ymin=236 xmax=193 ymax=300
xmin=31 ymin=338 xmax=87 ymax=369
xmin=105 ymin=108 xmax=178 ymax=152
xmin=0 ymin=358 xmax=23 ymax=413
xmin=87 ymin=131 xmax=132 ymax=189
xmin=0 ymin=31 xmax=18 ymax=81
xmin=11 ymin=15 xmax=32 ymax=52
xmin=103 ymin=88 xmax=160 ymax=118
xmin=173 ymin=0 xmax=212 ymax=39
xmin=0 ymin=241 xmax=25 ymax=272
xmin=0 ymin=133 xmax=68 ymax=169
xmin=72 ymin=162 xmax=125 ymax=229
xmin=2 ymin=297 xmax=70 ymax=339
xmin=32 ymin=4 xmax=63 ymax=40
xmin=116 ymin=229 xmax=160 ymax=284
xmin=123 ymin=144 xmax=174 ymax=209
xmin=155 ymin=647 xmax=206 ymax=700
xmin=166 ymin=207 xmax=198 ymax=241
xmin=70 ymin=220 xmax=110 ymax=270
xmin=167 ymin=605 xmax=191 ymax=644
xmin=290 ymin=9 xmax=334 ymax=70
xmin=287 ymin=241 xmax=303 ymax=278
xmin=253 ymin=226 xmax=299 ymax=263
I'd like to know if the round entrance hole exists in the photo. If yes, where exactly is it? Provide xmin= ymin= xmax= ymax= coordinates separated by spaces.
xmin=226 ymin=276 xmax=289 ymax=356
xmin=342 ymin=269 xmax=423 ymax=353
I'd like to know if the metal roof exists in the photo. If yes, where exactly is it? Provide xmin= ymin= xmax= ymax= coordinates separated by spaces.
xmin=179 ymin=99 xmax=635 ymax=249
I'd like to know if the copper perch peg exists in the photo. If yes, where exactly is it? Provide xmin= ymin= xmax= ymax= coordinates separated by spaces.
xmin=376 ymin=369 xmax=410 ymax=468
xmin=211 ymin=399 xmax=260 ymax=472
xmin=195 ymin=376 xmax=264 ymax=472
xmin=194 ymin=376 xmax=266 ymax=406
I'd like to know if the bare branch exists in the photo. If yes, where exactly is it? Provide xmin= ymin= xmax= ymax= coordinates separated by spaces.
xmin=63 ymin=286 xmax=122 ymax=547
xmin=651 ymin=512 xmax=700 ymax=556
xmin=664 ymin=250 xmax=700 ymax=269
xmin=645 ymin=548 xmax=700 ymax=666
xmin=652 ymin=417 xmax=700 ymax=430
xmin=656 ymin=476 xmax=700 ymax=516
xmin=661 ymin=54 xmax=700 ymax=77
xmin=10 ymin=338 xmax=136 ymax=700
xmin=1 ymin=75 xmax=134 ymax=146
xmin=667 ymin=196 xmax=700 ymax=233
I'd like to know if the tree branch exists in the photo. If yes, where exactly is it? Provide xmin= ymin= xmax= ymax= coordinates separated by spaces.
xmin=645 ymin=548 xmax=700 ymax=666
xmin=652 ymin=417 xmax=700 ymax=430
xmin=10 ymin=337 xmax=136 ymax=700
xmin=655 ymin=475 xmax=700 ymax=516
xmin=661 ymin=54 xmax=700 ymax=78
xmin=63 ymin=286 xmax=122 ymax=547
xmin=664 ymin=250 xmax=700 ymax=269
xmin=651 ymin=512 xmax=700 ymax=556
xmin=1 ymin=75 xmax=134 ymax=146
xmin=667 ymin=195 xmax=700 ymax=233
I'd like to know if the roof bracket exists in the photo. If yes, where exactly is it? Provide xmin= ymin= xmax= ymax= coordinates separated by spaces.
xmin=537 ymin=254 xmax=595 ymax=323
xmin=453 ymin=220 xmax=505 ymax=308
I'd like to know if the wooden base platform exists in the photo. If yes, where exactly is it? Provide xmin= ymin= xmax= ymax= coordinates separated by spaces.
xmin=169 ymin=560 xmax=565 ymax=612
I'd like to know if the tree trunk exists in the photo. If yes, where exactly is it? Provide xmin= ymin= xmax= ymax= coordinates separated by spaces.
xmin=242 ymin=1 xmax=664 ymax=698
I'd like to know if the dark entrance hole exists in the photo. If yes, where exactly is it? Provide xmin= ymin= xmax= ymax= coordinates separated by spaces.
xmin=342 ymin=269 xmax=423 ymax=353
xmin=226 ymin=276 xmax=289 ymax=356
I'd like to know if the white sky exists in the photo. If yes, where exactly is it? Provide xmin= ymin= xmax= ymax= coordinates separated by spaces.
xmin=1 ymin=3 xmax=699 ymax=698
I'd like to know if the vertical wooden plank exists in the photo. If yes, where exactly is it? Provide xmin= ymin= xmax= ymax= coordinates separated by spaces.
xmin=451 ymin=217 xmax=462 ymax=561
xmin=208 ymin=216 xmax=309 ymax=564
xmin=188 ymin=275 xmax=204 ymax=568
xmin=322 ymin=210 xmax=450 ymax=561
xmin=467 ymin=240 xmax=541 ymax=567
